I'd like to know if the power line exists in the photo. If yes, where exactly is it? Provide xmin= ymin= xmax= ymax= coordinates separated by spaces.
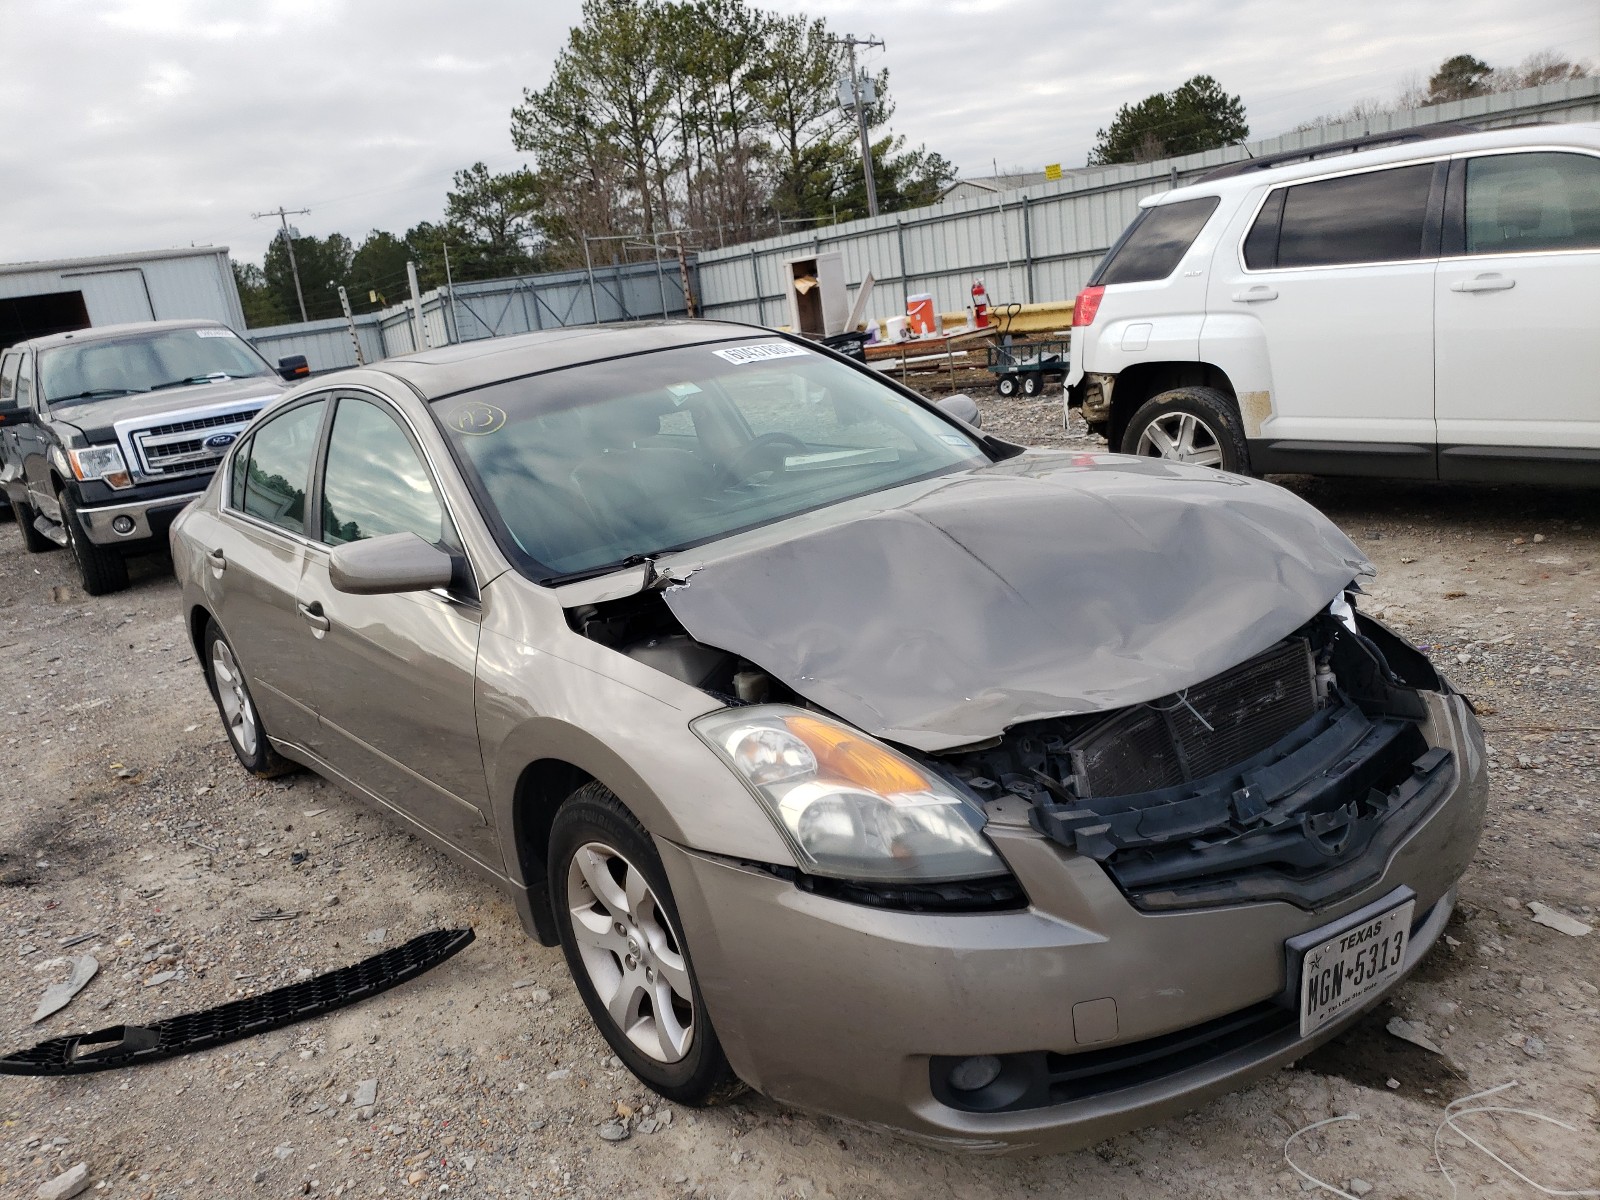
xmin=251 ymin=205 xmax=312 ymax=323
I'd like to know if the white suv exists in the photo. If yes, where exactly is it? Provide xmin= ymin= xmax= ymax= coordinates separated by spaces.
xmin=1065 ymin=122 xmax=1600 ymax=483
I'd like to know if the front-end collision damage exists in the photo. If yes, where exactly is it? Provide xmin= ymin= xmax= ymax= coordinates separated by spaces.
xmin=942 ymin=605 xmax=1479 ymax=913
xmin=659 ymin=453 xmax=1371 ymax=752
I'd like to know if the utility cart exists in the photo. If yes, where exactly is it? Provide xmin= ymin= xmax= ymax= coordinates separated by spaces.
xmin=986 ymin=336 xmax=1070 ymax=397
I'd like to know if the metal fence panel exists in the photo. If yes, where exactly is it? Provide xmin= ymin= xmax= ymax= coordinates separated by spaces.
xmin=695 ymin=77 xmax=1600 ymax=324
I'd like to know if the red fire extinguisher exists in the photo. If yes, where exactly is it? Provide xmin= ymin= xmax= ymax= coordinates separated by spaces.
xmin=971 ymin=279 xmax=991 ymax=329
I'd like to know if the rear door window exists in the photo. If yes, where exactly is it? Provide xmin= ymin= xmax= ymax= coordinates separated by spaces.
xmin=1270 ymin=163 xmax=1435 ymax=268
xmin=1464 ymin=151 xmax=1600 ymax=255
xmin=238 ymin=399 xmax=327 ymax=535
xmin=1093 ymin=197 xmax=1220 ymax=285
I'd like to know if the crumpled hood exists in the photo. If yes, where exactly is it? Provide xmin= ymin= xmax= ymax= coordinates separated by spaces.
xmin=663 ymin=451 xmax=1370 ymax=752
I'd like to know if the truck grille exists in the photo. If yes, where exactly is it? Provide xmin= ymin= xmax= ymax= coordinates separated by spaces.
xmin=130 ymin=408 xmax=261 ymax=479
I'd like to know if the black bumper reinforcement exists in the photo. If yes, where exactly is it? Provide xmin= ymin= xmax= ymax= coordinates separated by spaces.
xmin=0 ymin=927 xmax=474 ymax=1076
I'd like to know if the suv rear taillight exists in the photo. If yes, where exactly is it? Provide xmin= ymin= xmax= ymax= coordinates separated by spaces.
xmin=1072 ymin=286 xmax=1105 ymax=327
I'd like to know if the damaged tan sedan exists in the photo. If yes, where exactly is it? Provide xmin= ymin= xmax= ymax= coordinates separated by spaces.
xmin=171 ymin=323 xmax=1486 ymax=1153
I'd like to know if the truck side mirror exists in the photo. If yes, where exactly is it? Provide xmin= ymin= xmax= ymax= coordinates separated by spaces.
xmin=277 ymin=355 xmax=310 ymax=381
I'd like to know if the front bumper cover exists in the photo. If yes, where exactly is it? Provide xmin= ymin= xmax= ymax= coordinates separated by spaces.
xmin=75 ymin=490 xmax=204 ymax=545
xmin=659 ymin=689 xmax=1485 ymax=1154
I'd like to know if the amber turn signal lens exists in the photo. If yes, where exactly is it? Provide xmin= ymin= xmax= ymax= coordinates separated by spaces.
xmin=783 ymin=714 xmax=929 ymax=795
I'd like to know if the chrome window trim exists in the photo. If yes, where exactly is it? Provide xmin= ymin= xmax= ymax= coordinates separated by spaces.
xmin=221 ymin=383 xmax=483 ymax=597
xmin=1235 ymin=153 xmax=1447 ymax=275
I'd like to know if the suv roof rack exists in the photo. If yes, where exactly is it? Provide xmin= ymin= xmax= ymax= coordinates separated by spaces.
xmin=1197 ymin=123 xmax=1481 ymax=183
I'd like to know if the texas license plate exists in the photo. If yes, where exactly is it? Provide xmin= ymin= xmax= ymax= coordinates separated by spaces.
xmin=1298 ymin=898 xmax=1415 ymax=1037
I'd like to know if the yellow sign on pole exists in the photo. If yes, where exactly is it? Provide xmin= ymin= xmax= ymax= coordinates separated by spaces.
xmin=1044 ymin=163 xmax=1062 ymax=181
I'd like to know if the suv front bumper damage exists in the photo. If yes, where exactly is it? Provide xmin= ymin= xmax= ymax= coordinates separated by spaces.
xmin=658 ymin=687 xmax=1485 ymax=1154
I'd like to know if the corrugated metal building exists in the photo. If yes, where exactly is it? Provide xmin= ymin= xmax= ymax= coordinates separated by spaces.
xmin=0 ymin=246 xmax=246 ymax=350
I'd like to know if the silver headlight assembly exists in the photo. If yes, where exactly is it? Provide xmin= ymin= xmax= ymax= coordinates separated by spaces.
xmin=693 ymin=705 xmax=1003 ymax=882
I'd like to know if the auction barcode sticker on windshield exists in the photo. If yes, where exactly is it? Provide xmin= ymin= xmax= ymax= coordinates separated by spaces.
xmin=713 ymin=343 xmax=809 ymax=366
xmin=195 ymin=328 xmax=238 ymax=338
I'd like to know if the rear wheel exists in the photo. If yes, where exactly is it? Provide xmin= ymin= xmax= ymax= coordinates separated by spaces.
xmin=1121 ymin=386 xmax=1251 ymax=474
xmin=203 ymin=620 xmax=297 ymax=778
xmin=1021 ymin=373 xmax=1041 ymax=397
xmin=59 ymin=489 xmax=129 ymax=595
xmin=11 ymin=497 xmax=56 ymax=554
xmin=550 ymin=782 xmax=741 ymax=1106
xmin=996 ymin=374 xmax=1018 ymax=397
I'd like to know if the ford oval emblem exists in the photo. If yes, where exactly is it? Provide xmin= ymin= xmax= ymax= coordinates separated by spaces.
xmin=204 ymin=432 xmax=238 ymax=449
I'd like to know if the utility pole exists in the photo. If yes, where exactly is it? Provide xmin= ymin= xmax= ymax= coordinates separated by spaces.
xmin=252 ymin=205 xmax=311 ymax=323
xmin=406 ymin=260 xmax=430 ymax=351
xmin=441 ymin=241 xmax=459 ymax=344
xmin=829 ymin=34 xmax=884 ymax=218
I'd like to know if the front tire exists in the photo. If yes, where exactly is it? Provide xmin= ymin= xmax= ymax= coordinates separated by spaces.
xmin=996 ymin=374 xmax=1018 ymax=397
xmin=550 ymin=782 xmax=740 ymax=1107
xmin=1021 ymin=373 xmax=1041 ymax=397
xmin=59 ymin=489 xmax=129 ymax=595
xmin=1121 ymin=386 xmax=1251 ymax=474
xmin=203 ymin=620 xmax=297 ymax=778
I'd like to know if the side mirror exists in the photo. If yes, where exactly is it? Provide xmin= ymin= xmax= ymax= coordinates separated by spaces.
xmin=328 ymin=532 xmax=455 ymax=595
xmin=935 ymin=393 xmax=983 ymax=430
xmin=277 ymin=355 xmax=310 ymax=382
xmin=0 ymin=404 xmax=28 ymax=426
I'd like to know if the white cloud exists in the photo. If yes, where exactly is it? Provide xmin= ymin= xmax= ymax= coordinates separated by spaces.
xmin=2 ymin=0 xmax=1595 ymax=268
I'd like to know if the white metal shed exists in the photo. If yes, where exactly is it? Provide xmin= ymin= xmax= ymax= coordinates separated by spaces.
xmin=0 ymin=246 xmax=246 ymax=349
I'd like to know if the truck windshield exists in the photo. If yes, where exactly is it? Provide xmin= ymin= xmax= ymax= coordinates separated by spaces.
xmin=435 ymin=340 xmax=990 ymax=582
xmin=39 ymin=327 xmax=275 ymax=405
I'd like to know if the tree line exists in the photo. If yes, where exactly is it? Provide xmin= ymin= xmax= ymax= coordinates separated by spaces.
xmin=235 ymin=0 xmax=954 ymax=328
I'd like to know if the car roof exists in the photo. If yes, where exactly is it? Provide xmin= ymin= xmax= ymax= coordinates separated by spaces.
xmin=369 ymin=320 xmax=774 ymax=400
xmin=1154 ymin=121 xmax=1600 ymax=204
xmin=11 ymin=319 xmax=230 ymax=352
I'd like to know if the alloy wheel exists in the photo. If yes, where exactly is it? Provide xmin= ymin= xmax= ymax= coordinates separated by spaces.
xmin=566 ymin=842 xmax=695 ymax=1064
xmin=1134 ymin=411 xmax=1225 ymax=467
xmin=210 ymin=639 xmax=259 ymax=758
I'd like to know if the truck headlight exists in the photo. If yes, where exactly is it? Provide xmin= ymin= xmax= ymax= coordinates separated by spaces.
xmin=68 ymin=444 xmax=132 ymax=489
xmin=693 ymin=705 xmax=1003 ymax=882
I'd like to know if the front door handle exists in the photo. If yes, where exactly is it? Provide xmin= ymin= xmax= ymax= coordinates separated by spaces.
xmin=1232 ymin=285 xmax=1278 ymax=303
xmin=296 ymin=599 xmax=331 ymax=632
xmin=205 ymin=548 xmax=226 ymax=570
xmin=1450 ymin=273 xmax=1516 ymax=293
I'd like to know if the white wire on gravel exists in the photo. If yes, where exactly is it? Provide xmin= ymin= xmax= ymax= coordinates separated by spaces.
xmin=1434 ymin=1081 xmax=1600 ymax=1199
xmin=1284 ymin=1112 xmax=1365 ymax=1199
xmin=1283 ymin=1081 xmax=1600 ymax=1200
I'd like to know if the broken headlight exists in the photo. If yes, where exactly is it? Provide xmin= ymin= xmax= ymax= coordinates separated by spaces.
xmin=693 ymin=705 xmax=1003 ymax=883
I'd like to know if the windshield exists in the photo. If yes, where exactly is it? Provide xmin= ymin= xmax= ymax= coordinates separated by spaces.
xmin=39 ymin=326 xmax=276 ymax=404
xmin=435 ymin=340 xmax=990 ymax=581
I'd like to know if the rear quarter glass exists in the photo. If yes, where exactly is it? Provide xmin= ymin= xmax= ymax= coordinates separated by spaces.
xmin=1092 ymin=196 xmax=1221 ymax=286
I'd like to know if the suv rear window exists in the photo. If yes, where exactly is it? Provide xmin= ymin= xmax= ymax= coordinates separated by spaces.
xmin=1261 ymin=163 xmax=1435 ymax=268
xmin=1092 ymin=197 xmax=1220 ymax=285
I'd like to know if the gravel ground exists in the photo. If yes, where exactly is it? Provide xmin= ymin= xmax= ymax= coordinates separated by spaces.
xmin=2 ymin=394 xmax=1598 ymax=1199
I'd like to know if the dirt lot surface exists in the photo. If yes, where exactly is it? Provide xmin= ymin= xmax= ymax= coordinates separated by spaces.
xmin=3 ymin=394 xmax=1598 ymax=1199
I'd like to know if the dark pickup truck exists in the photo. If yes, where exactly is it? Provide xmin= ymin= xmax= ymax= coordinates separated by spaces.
xmin=0 ymin=320 xmax=306 ymax=594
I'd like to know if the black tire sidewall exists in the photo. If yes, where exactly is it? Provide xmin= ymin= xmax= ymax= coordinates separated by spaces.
xmin=548 ymin=783 xmax=734 ymax=1104
xmin=1120 ymin=387 xmax=1252 ymax=475
xmin=59 ymin=489 xmax=129 ymax=594
xmin=997 ymin=375 xmax=1017 ymax=396
xmin=12 ymin=497 xmax=54 ymax=554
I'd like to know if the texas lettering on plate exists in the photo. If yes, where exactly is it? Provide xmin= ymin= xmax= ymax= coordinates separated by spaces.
xmin=1298 ymin=898 xmax=1415 ymax=1037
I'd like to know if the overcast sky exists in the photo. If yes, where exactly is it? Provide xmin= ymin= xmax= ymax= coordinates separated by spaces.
xmin=2 ymin=0 xmax=1596 ymax=268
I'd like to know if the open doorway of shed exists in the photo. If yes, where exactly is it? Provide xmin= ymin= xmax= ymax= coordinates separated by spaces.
xmin=0 ymin=290 xmax=90 ymax=350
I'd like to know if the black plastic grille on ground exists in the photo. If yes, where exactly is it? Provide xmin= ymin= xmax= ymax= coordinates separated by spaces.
xmin=0 ymin=928 xmax=474 ymax=1076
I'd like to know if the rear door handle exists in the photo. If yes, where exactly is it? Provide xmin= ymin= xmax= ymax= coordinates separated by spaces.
xmin=1232 ymin=285 xmax=1278 ymax=303
xmin=1450 ymin=273 xmax=1516 ymax=293
xmin=296 ymin=600 xmax=331 ymax=632
xmin=205 ymin=548 xmax=226 ymax=570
